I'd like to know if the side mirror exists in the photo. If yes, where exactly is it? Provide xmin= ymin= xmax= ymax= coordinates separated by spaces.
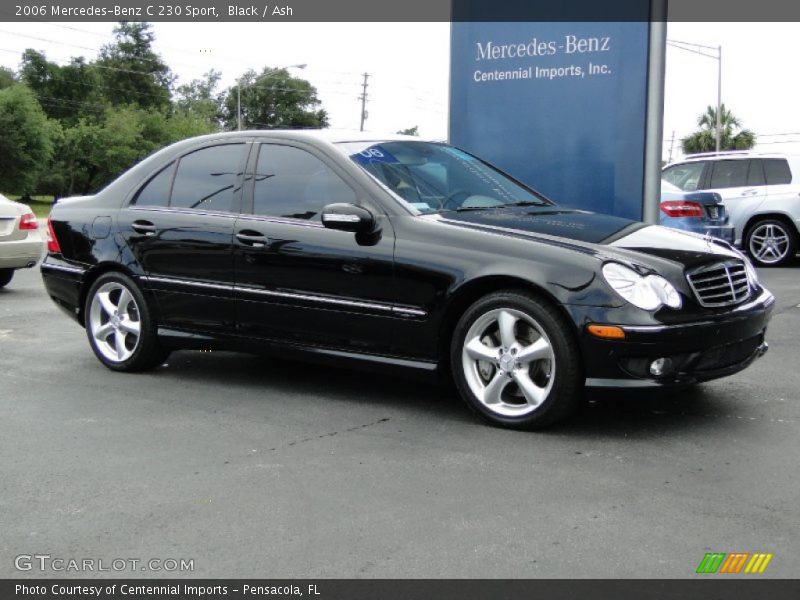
xmin=321 ymin=203 xmax=376 ymax=234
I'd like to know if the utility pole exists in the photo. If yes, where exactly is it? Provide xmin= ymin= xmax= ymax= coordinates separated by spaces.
xmin=668 ymin=130 xmax=676 ymax=163
xmin=359 ymin=72 xmax=369 ymax=132
xmin=715 ymin=45 xmax=722 ymax=153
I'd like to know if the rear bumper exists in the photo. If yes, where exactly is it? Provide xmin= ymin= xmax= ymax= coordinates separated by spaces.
xmin=40 ymin=256 xmax=87 ymax=324
xmin=580 ymin=288 xmax=774 ymax=388
xmin=0 ymin=236 xmax=44 ymax=269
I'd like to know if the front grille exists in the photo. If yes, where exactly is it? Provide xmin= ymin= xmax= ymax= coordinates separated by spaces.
xmin=687 ymin=260 xmax=752 ymax=308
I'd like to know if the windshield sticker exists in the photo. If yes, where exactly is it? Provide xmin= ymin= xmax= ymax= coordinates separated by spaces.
xmin=350 ymin=146 xmax=400 ymax=165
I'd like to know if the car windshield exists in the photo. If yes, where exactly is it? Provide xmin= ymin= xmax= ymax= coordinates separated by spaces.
xmin=337 ymin=141 xmax=553 ymax=213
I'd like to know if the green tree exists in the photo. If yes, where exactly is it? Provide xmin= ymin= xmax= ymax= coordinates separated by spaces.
xmin=682 ymin=104 xmax=756 ymax=154
xmin=223 ymin=67 xmax=328 ymax=130
xmin=96 ymin=22 xmax=173 ymax=110
xmin=20 ymin=50 xmax=103 ymax=124
xmin=0 ymin=67 xmax=15 ymax=90
xmin=397 ymin=126 xmax=419 ymax=136
xmin=175 ymin=69 xmax=224 ymax=129
xmin=0 ymin=85 xmax=53 ymax=194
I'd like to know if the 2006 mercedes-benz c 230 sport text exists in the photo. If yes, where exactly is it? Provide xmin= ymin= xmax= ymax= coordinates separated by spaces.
xmin=41 ymin=131 xmax=774 ymax=429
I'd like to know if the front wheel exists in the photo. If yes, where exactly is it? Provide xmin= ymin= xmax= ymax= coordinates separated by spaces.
xmin=84 ymin=272 xmax=169 ymax=372
xmin=450 ymin=290 xmax=583 ymax=430
xmin=746 ymin=219 xmax=797 ymax=266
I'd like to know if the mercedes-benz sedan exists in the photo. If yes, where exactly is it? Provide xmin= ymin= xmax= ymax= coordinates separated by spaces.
xmin=41 ymin=131 xmax=774 ymax=429
xmin=0 ymin=193 xmax=44 ymax=288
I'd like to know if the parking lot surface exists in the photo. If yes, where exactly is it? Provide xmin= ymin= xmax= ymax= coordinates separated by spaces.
xmin=1 ymin=265 xmax=799 ymax=578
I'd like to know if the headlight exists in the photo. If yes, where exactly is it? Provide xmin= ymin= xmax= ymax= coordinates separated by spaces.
xmin=602 ymin=262 xmax=682 ymax=311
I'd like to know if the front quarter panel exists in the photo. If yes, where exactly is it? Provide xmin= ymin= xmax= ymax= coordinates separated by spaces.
xmin=388 ymin=215 xmax=618 ymax=360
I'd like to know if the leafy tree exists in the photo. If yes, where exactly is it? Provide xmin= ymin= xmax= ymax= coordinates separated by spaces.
xmin=223 ymin=67 xmax=328 ymax=130
xmin=0 ymin=85 xmax=53 ymax=194
xmin=682 ymin=104 xmax=756 ymax=154
xmin=20 ymin=50 xmax=103 ymax=124
xmin=0 ymin=67 xmax=15 ymax=90
xmin=96 ymin=22 xmax=173 ymax=110
xmin=397 ymin=126 xmax=419 ymax=136
xmin=175 ymin=69 xmax=224 ymax=128
xmin=43 ymin=105 xmax=219 ymax=197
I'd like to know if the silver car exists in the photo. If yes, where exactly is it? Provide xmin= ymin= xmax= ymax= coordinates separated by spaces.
xmin=0 ymin=194 xmax=45 ymax=287
xmin=663 ymin=152 xmax=800 ymax=266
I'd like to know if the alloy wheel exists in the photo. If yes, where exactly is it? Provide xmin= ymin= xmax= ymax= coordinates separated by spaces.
xmin=461 ymin=308 xmax=556 ymax=417
xmin=748 ymin=222 xmax=791 ymax=264
xmin=88 ymin=281 xmax=142 ymax=363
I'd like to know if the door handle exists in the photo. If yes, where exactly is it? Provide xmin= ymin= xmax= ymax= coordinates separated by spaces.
xmin=741 ymin=189 xmax=759 ymax=196
xmin=132 ymin=220 xmax=157 ymax=235
xmin=236 ymin=230 xmax=268 ymax=248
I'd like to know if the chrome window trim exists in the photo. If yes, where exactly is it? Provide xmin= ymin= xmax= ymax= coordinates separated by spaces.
xmin=235 ymin=214 xmax=325 ymax=228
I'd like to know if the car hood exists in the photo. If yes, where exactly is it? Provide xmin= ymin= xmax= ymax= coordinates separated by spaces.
xmin=435 ymin=207 xmax=742 ymax=269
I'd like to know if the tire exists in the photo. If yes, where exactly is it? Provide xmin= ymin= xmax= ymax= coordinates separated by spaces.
xmin=0 ymin=269 xmax=13 ymax=288
xmin=450 ymin=289 xmax=583 ymax=430
xmin=745 ymin=218 xmax=797 ymax=267
xmin=84 ymin=272 xmax=169 ymax=372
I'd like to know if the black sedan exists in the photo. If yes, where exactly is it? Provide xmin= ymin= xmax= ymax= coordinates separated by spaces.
xmin=41 ymin=131 xmax=774 ymax=429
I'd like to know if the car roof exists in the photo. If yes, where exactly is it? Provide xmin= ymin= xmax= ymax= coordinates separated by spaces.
xmin=183 ymin=128 xmax=434 ymax=145
xmin=667 ymin=151 xmax=800 ymax=166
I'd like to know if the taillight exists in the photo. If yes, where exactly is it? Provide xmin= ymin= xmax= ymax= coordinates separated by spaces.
xmin=660 ymin=200 xmax=704 ymax=218
xmin=46 ymin=217 xmax=62 ymax=253
xmin=19 ymin=212 xmax=38 ymax=230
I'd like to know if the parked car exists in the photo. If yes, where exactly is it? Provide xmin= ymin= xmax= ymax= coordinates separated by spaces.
xmin=659 ymin=180 xmax=735 ymax=243
xmin=0 ymin=193 xmax=44 ymax=288
xmin=41 ymin=131 xmax=773 ymax=429
xmin=663 ymin=152 xmax=800 ymax=266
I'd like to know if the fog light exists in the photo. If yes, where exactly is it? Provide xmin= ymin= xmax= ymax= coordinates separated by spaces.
xmin=649 ymin=357 xmax=672 ymax=377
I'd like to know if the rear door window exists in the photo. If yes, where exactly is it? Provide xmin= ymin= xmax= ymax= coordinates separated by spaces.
xmin=170 ymin=144 xmax=246 ymax=212
xmin=708 ymin=160 xmax=749 ymax=189
xmin=746 ymin=160 xmax=765 ymax=186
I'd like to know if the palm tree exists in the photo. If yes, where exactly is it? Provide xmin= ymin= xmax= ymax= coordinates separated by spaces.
xmin=681 ymin=104 xmax=756 ymax=154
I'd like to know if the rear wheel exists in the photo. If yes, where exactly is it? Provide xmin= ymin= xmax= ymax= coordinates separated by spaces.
xmin=450 ymin=290 xmax=583 ymax=430
xmin=84 ymin=272 xmax=168 ymax=372
xmin=746 ymin=219 xmax=797 ymax=266
xmin=0 ymin=269 xmax=13 ymax=288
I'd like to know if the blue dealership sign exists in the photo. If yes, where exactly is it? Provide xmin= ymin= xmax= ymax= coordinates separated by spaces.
xmin=450 ymin=18 xmax=660 ymax=220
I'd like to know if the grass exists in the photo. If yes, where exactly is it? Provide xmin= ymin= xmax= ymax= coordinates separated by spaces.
xmin=2 ymin=194 xmax=55 ymax=219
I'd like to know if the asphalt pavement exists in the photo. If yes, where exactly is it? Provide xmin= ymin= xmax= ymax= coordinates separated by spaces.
xmin=1 ymin=264 xmax=798 ymax=578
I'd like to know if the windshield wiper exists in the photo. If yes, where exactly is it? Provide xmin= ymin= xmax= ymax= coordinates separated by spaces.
xmin=452 ymin=205 xmax=500 ymax=212
xmin=501 ymin=200 xmax=549 ymax=207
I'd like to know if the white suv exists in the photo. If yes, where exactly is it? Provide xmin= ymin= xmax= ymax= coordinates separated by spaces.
xmin=663 ymin=152 xmax=800 ymax=266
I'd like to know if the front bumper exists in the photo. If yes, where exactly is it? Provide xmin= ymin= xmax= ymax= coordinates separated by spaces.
xmin=580 ymin=288 xmax=774 ymax=388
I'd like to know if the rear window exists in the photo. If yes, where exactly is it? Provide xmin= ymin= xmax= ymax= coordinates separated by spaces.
xmin=763 ymin=159 xmax=792 ymax=185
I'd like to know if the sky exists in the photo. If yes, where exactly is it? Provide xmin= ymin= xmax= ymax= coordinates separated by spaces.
xmin=1 ymin=21 xmax=799 ymax=161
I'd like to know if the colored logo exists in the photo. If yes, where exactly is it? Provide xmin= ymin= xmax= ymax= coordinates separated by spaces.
xmin=696 ymin=552 xmax=773 ymax=574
